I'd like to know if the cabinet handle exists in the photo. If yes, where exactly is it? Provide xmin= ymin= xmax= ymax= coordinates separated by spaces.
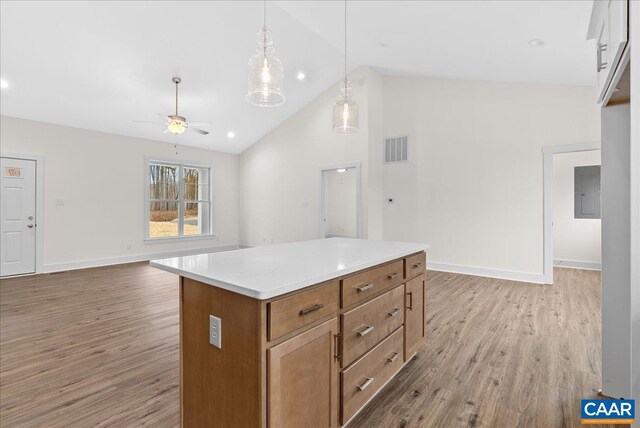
xmin=597 ymin=43 xmax=608 ymax=72
xmin=357 ymin=377 xmax=374 ymax=391
xmin=357 ymin=325 xmax=374 ymax=337
xmin=333 ymin=333 xmax=341 ymax=361
xmin=406 ymin=291 xmax=413 ymax=311
xmin=387 ymin=272 xmax=399 ymax=279
xmin=387 ymin=352 xmax=400 ymax=363
xmin=387 ymin=308 xmax=401 ymax=317
xmin=299 ymin=303 xmax=324 ymax=316
xmin=356 ymin=283 xmax=374 ymax=293
xmin=412 ymin=262 xmax=423 ymax=268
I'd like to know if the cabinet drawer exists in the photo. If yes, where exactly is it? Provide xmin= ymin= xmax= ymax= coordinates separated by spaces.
xmin=268 ymin=280 xmax=339 ymax=341
xmin=341 ymin=259 xmax=404 ymax=308
xmin=341 ymin=285 xmax=404 ymax=367
xmin=404 ymin=252 xmax=426 ymax=280
xmin=341 ymin=327 xmax=404 ymax=424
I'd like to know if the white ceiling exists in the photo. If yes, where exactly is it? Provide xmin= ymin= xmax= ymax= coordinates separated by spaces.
xmin=1 ymin=1 xmax=595 ymax=154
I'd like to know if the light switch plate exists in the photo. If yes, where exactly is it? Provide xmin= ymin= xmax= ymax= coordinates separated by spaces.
xmin=209 ymin=315 xmax=221 ymax=349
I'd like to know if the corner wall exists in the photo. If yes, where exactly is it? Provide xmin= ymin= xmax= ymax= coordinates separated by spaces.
xmin=238 ymin=66 xmax=383 ymax=246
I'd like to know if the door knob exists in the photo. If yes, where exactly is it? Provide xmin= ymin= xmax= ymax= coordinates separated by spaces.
xmin=28 ymin=216 xmax=34 ymax=220
xmin=27 ymin=224 xmax=34 ymax=228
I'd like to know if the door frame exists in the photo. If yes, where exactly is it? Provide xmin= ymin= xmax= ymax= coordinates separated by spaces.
xmin=318 ymin=162 xmax=361 ymax=239
xmin=541 ymin=142 xmax=600 ymax=284
xmin=1 ymin=152 xmax=45 ymax=275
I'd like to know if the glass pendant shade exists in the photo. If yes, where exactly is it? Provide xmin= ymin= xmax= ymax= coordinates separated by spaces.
xmin=332 ymin=79 xmax=358 ymax=134
xmin=247 ymin=27 xmax=285 ymax=107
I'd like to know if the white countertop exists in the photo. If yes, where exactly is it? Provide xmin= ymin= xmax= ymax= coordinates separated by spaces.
xmin=150 ymin=238 xmax=428 ymax=300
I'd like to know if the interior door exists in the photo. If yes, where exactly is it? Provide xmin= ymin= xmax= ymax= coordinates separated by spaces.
xmin=0 ymin=157 xmax=37 ymax=276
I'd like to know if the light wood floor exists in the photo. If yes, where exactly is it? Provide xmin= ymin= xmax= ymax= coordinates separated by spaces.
xmin=1 ymin=264 xmax=606 ymax=427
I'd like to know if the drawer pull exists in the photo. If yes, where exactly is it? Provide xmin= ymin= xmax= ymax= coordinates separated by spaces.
xmin=387 ymin=308 xmax=401 ymax=317
xmin=333 ymin=333 xmax=341 ymax=361
xmin=299 ymin=303 xmax=324 ymax=316
xmin=387 ymin=272 xmax=399 ymax=279
xmin=356 ymin=377 xmax=374 ymax=392
xmin=412 ymin=262 xmax=423 ymax=268
xmin=356 ymin=283 xmax=374 ymax=293
xmin=387 ymin=352 xmax=400 ymax=363
xmin=406 ymin=291 xmax=413 ymax=311
xmin=357 ymin=325 xmax=375 ymax=337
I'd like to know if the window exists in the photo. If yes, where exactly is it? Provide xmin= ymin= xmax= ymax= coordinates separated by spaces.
xmin=574 ymin=165 xmax=601 ymax=219
xmin=146 ymin=161 xmax=211 ymax=239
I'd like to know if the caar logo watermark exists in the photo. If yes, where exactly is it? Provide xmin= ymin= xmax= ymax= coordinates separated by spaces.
xmin=581 ymin=399 xmax=635 ymax=424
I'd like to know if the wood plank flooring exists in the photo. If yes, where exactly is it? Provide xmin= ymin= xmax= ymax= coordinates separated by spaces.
xmin=1 ymin=264 xmax=606 ymax=427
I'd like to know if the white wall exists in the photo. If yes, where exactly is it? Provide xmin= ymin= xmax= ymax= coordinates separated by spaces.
xmin=239 ymin=66 xmax=382 ymax=246
xmin=0 ymin=116 xmax=240 ymax=270
xmin=324 ymin=168 xmax=357 ymax=238
xmin=382 ymin=77 xmax=600 ymax=279
xmin=601 ymin=103 xmax=631 ymax=399
xmin=552 ymin=150 xmax=601 ymax=267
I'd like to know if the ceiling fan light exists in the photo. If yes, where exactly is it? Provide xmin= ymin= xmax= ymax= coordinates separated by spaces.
xmin=247 ymin=27 xmax=285 ymax=107
xmin=167 ymin=120 xmax=186 ymax=135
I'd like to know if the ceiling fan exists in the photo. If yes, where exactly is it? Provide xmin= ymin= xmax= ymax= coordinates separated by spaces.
xmin=135 ymin=77 xmax=210 ymax=135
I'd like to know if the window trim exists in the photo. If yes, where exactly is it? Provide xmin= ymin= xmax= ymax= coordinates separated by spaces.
xmin=144 ymin=157 xmax=215 ymax=242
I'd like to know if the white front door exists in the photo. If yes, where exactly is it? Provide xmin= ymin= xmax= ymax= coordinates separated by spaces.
xmin=0 ymin=157 xmax=37 ymax=276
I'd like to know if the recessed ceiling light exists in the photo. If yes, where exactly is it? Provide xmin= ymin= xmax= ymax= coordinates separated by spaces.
xmin=296 ymin=71 xmax=306 ymax=80
xmin=227 ymin=131 xmax=235 ymax=139
xmin=528 ymin=39 xmax=546 ymax=47
xmin=0 ymin=79 xmax=8 ymax=89
xmin=336 ymin=168 xmax=347 ymax=173
xmin=377 ymin=42 xmax=387 ymax=48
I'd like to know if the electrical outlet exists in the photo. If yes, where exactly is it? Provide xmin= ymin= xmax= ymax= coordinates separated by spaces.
xmin=209 ymin=315 xmax=221 ymax=349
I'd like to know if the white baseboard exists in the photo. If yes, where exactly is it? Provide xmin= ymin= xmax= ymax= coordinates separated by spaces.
xmin=553 ymin=259 xmax=602 ymax=271
xmin=42 ymin=244 xmax=243 ymax=274
xmin=426 ymin=261 xmax=546 ymax=284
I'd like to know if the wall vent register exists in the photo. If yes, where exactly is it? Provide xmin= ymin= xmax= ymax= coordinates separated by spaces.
xmin=384 ymin=135 xmax=408 ymax=163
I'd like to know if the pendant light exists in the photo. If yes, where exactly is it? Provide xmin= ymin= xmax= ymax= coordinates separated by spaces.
xmin=333 ymin=0 xmax=358 ymax=134
xmin=247 ymin=0 xmax=285 ymax=107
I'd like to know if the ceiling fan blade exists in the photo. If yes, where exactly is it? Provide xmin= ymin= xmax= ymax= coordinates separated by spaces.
xmin=186 ymin=121 xmax=211 ymax=127
xmin=162 ymin=129 xmax=170 ymax=133
xmin=157 ymin=113 xmax=171 ymax=122
xmin=133 ymin=120 xmax=164 ymax=124
xmin=188 ymin=126 xmax=209 ymax=135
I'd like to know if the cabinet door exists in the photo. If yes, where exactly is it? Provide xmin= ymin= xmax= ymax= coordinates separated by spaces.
xmin=268 ymin=317 xmax=339 ymax=428
xmin=595 ymin=0 xmax=628 ymax=103
xmin=404 ymin=274 xmax=426 ymax=360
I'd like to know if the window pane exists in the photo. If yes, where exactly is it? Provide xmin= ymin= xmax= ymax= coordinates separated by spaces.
xmin=149 ymin=201 xmax=179 ymax=238
xmin=183 ymin=166 xmax=209 ymax=201
xmin=183 ymin=202 xmax=210 ymax=236
xmin=149 ymin=164 xmax=178 ymax=200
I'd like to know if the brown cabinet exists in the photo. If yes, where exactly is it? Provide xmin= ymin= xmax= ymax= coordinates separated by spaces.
xmin=404 ymin=273 xmax=426 ymax=360
xmin=177 ymin=251 xmax=426 ymax=427
xmin=268 ymin=317 xmax=340 ymax=428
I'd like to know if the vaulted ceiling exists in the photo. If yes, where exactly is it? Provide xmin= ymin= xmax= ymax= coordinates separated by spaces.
xmin=0 ymin=1 xmax=594 ymax=154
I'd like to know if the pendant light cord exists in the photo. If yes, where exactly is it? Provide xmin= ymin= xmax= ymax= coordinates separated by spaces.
xmin=344 ymin=0 xmax=347 ymax=81
xmin=263 ymin=0 xmax=268 ymax=57
xmin=264 ymin=0 xmax=267 ymax=28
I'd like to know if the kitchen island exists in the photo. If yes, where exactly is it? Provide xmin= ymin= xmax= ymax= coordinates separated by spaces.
xmin=151 ymin=238 xmax=428 ymax=428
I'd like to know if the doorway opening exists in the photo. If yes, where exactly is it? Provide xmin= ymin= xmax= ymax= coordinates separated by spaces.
xmin=542 ymin=142 xmax=601 ymax=284
xmin=319 ymin=163 xmax=361 ymax=239
xmin=0 ymin=154 xmax=45 ymax=277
